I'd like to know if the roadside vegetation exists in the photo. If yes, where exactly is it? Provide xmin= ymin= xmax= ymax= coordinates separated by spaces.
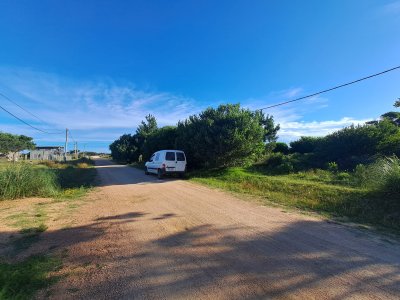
xmin=0 ymin=157 xmax=96 ymax=200
xmin=190 ymin=156 xmax=400 ymax=230
xmin=111 ymin=100 xmax=400 ymax=231
xmin=0 ymin=157 xmax=96 ymax=298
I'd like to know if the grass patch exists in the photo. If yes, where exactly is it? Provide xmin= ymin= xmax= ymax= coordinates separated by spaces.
xmin=0 ymin=164 xmax=58 ymax=200
xmin=0 ymin=158 xmax=97 ymax=201
xmin=189 ymin=167 xmax=399 ymax=230
xmin=5 ymin=204 xmax=48 ymax=230
xmin=0 ymin=255 xmax=62 ymax=300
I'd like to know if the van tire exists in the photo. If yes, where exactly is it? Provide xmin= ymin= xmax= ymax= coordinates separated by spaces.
xmin=178 ymin=172 xmax=184 ymax=179
xmin=145 ymin=168 xmax=149 ymax=175
xmin=157 ymin=169 xmax=163 ymax=179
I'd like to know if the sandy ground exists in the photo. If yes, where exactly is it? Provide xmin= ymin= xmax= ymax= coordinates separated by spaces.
xmin=28 ymin=158 xmax=400 ymax=299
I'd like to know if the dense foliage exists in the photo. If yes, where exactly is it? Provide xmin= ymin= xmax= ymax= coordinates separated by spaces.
xmin=110 ymin=104 xmax=279 ymax=168
xmin=0 ymin=132 xmax=35 ymax=160
xmin=273 ymin=104 xmax=400 ymax=171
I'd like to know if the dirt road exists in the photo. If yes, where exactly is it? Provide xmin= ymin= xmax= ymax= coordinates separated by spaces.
xmin=48 ymin=158 xmax=400 ymax=299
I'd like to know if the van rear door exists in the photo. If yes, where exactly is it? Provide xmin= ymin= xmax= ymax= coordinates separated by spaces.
xmin=175 ymin=151 xmax=186 ymax=172
xmin=164 ymin=151 xmax=176 ymax=172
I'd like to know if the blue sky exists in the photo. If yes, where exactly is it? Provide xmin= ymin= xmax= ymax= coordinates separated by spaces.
xmin=0 ymin=0 xmax=399 ymax=153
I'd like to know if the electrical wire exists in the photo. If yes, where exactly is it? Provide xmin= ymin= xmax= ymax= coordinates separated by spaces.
xmin=0 ymin=92 xmax=64 ymax=134
xmin=0 ymin=104 xmax=61 ymax=134
xmin=259 ymin=65 xmax=400 ymax=111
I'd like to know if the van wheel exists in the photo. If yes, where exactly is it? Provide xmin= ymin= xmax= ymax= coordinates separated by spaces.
xmin=178 ymin=172 xmax=184 ymax=178
xmin=157 ymin=169 xmax=163 ymax=179
xmin=145 ymin=168 xmax=149 ymax=175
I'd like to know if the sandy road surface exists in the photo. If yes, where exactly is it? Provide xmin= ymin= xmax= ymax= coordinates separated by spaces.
xmin=47 ymin=158 xmax=400 ymax=299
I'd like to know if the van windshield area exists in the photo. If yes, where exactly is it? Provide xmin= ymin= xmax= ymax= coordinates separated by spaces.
xmin=176 ymin=152 xmax=185 ymax=161
xmin=165 ymin=152 xmax=175 ymax=161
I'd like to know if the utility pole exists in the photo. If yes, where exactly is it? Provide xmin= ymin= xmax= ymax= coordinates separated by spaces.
xmin=64 ymin=128 xmax=68 ymax=161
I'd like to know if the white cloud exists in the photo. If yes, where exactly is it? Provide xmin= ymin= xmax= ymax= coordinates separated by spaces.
xmin=278 ymin=117 xmax=371 ymax=143
xmin=0 ymin=67 xmax=202 ymax=151
xmin=241 ymin=88 xmax=371 ymax=143
xmin=0 ymin=68 xmax=374 ymax=151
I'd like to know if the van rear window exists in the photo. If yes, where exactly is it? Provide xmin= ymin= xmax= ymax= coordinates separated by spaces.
xmin=165 ymin=152 xmax=175 ymax=161
xmin=176 ymin=152 xmax=185 ymax=161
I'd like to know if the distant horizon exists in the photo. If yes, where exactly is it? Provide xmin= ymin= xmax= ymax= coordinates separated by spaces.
xmin=1 ymin=0 xmax=400 ymax=153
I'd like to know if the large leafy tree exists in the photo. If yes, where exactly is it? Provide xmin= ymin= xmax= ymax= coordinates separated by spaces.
xmin=136 ymin=114 xmax=158 ymax=137
xmin=109 ymin=105 xmax=280 ymax=168
xmin=110 ymin=115 xmax=159 ymax=162
xmin=109 ymin=134 xmax=139 ymax=163
xmin=142 ymin=126 xmax=178 ymax=160
xmin=0 ymin=132 xmax=35 ymax=161
xmin=176 ymin=104 xmax=279 ymax=168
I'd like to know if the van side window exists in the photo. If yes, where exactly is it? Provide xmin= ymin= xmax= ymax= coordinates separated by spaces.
xmin=150 ymin=154 xmax=155 ymax=162
xmin=155 ymin=153 xmax=160 ymax=161
xmin=176 ymin=152 xmax=185 ymax=161
xmin=165 ymin=152 xmax=175 ymax=161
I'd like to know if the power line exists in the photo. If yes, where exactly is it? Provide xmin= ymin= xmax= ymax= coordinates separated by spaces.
xmin=259 ymin=65 xmax=400 ymax=111
xmin=0 ymin=104 xmax=61 ymax=134
xmin=0 ymin=92 xmax=49 ymax=124
xmin=0 ymin=91 xmax=64 ymax=134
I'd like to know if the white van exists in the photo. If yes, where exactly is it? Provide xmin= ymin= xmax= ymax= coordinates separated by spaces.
xmin=145 ymin=150 xmax=187 ymax=179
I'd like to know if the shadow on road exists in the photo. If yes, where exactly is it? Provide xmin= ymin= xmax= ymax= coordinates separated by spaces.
xmin=1 ymin=211 xmax=399 ymax=299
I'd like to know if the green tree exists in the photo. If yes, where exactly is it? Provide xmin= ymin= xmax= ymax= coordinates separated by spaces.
xmin=136 ymin=114 xmax=158 ymax=137
xmin=0 ymin=132 xmax=35 ymax=161
xmin=260 ymin=113 xmax=280 ymax=143
xmin=314 ymin=120 xmax=400 ymax=169
xmin=109 ymin=134 xmax=139 ymax=163
xmin=394 ymin=98 xmax=400 ymax=108
xmin=176 ymin=104 xmax=279 ymax=168
xmin=290 ymin=136 xmax=323 ymax=154
xmin=272 ymin=142 xmax=290 ymax=155
xmin=142 ymin=126 xmax=178 ymax=159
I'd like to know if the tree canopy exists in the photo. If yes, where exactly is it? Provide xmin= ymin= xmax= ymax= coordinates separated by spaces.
xmin=0 ymin=132 xmax=35 ymax=161
xmin=110 ymin=104 xmax=280 ymax=168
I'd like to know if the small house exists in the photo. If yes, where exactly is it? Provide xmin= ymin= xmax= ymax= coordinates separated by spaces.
xmin=29 ymin=146 xmax=66 ymax=161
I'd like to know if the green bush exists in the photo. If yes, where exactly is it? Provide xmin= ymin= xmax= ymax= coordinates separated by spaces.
xmin=327 ymin=162 xmax=338 ymax=173
xmin=0 ymin=164 xmax=59 ymax=200
xmin=352 ymin=156 xmax=400 ymax=228
xmin=272 ymin=142 xmax=290 ymax=155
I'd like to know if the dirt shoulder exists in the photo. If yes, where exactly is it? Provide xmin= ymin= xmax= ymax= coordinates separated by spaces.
xmin=4 ymin=158 xmax=399 ymax=299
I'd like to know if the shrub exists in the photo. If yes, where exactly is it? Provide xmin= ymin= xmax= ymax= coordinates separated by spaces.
xmin=0 ymin=164 xmax=59 ymax=200
xmin=272 ymin=142 xmax=290 ymax=155
xmin=290 ymin=136 xmax=323 ymax=154
xmin=327 ymin=162 xmax=338 ymax=173
xmin=352 ymin=156 xmax=400 ymax=228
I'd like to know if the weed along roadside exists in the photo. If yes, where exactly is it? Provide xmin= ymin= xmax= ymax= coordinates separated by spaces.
xmin=188 ymin=160 xmax=400 ymax=232
xmin=0 ymin=158 xmax=97 ymax=298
